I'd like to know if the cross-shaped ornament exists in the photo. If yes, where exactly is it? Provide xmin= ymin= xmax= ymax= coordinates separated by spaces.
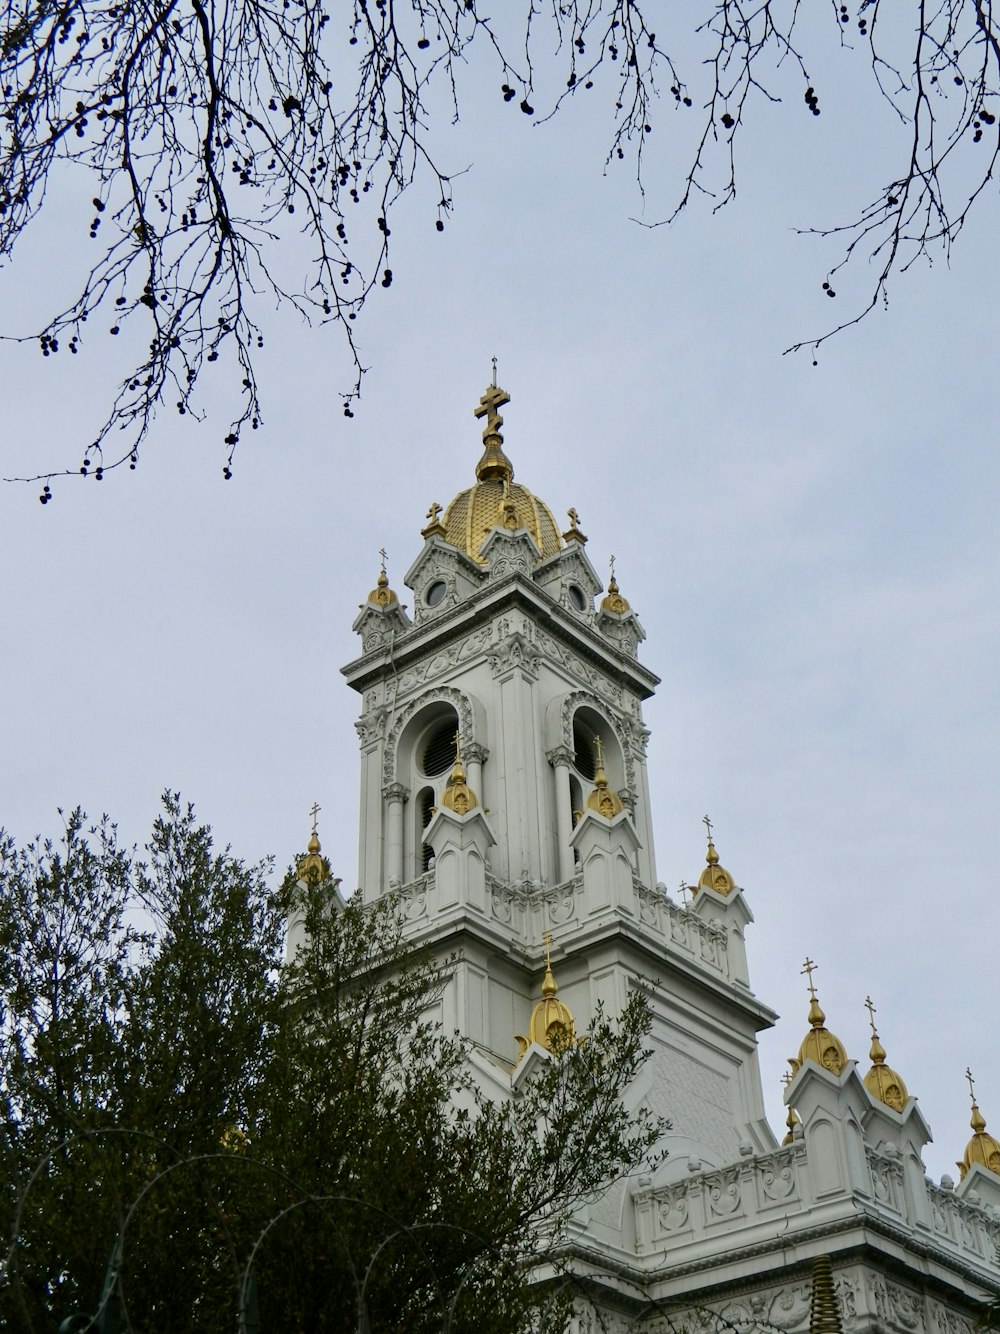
xmin=966 ymin=1067 xmax=977 ymax=1101
xmin=864 ymin=995 xmax=878 ymax=1034
xmin=453 ymin=728 xmax=463 ymax=760
xmin=378 ymin=547 xmax=388 ymax=575
xmin=542 ymin=929 xmax=553 ymax=967
xmin=593 ymin=734 xmax=605 ymax=768
xmin=609 ymin=553 xmax=617 ymax=581
xmin=678 ymin=879 xmax=690 ymax=907
xmin=567 ymin=507 xmax=581 ymax=530
xmin=474 ymin=382 xmax=510 ymax=438
xmin=801 ymin=957 xmax=819 ymax=999
xmin=309 ymin=801 xmax=321 ymax=835
xmin=702 ymin=813 xmax=714 ymax=843
xmin=781 ymin=1071 xmax=793 ymax=1089
xmin=426 ymin=501 xmax=442 ymax=524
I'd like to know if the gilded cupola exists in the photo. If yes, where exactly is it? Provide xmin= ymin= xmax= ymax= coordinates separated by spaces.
xmin=862 ymin=996 xmax=909 ymax=1112
xmin=958 ymin=1069 xmax=1000 ymax=1180
xmin=439 ymin=734 xmax=478 ymax=816
xmin=297 ymin=803 xmax=329 ymax=881
xmin=789 ymin=959 xmax=849 ymax=1078
xmin=696 ymin=817 xmax=735 ymax=896
xmin=584 ymin=735 xmax=624 ymax=818
xmin=367 ymin=557 xmax=399 ymax=607
xmin=515 ymin=934 xmax=576 ymax=1061
xmin=440 ymin=379 xmax=563 ymax=565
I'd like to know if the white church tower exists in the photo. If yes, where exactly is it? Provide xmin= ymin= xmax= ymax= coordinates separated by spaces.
xmin=337 ymin=380 xmax=1000 ymax=1330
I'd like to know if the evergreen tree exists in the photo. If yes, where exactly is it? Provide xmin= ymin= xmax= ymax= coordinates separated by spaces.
xmin=0 ymin=795 xmax=663 ymax=1332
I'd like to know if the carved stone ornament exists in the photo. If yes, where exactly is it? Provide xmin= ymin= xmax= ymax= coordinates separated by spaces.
xmin=706 ymin=1167 xmax=743 ymax=1218
xmin=654 ymin=1183 xmax=689 ymax=1234
xmin=487 ymin=631 xmax=541 ymax=680
xmin=382 ymin=781 xmax=410 ymax=805
xmin=758 ymin=1149 xmax=797 ymax=1203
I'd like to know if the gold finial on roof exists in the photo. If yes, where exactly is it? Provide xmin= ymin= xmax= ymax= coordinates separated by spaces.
xmin=958 ymin=1067 xmax=1000 ymax=1180
xmin=808 ymin=1255 xmax=844 ymax=1334
xmin=585 ymin=733 xmax=624 ymax=819
xmin=600 ymin=552 xmax=631 ymax=613
xmin=439 ymin=728 xmax=479 ymax=815
xmin=367 ymin=550 xmax=399 ymax=607
xmin=696 ymin=814 xmax=735 ymax=896
xmin=473 ymin=379 xmax=514 ymax=482
xmin=562 ymin=506 xmax=588 ymax=545
xmin=297 ymin=801 xmax=329 ymax=880
xmin=789 ymin=959 xmax=848 ymax=1078
xmin=515 ymin=931 xmax=576 ymax=1061
xmin=421 ymin=500 xmax=447 ymax=538
xmin=861 ymin=995 xmax=909 ymax=1112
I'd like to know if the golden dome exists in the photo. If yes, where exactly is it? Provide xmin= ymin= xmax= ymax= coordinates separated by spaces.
xmin=516 ymin=935 xmax=576 ymax=1061
xmin=862 ymin=997 xmax=909 ymax=1112
xmin=439 ymin=750 xmax=478 ymax=816
xmin=367 ymin=567 xmax=398 ymax=607
xmin=958 ymin=1069 xmax=1000 ymax=1180
xmin=697 ymin=841 xmax=735 ymax=897
xmin=440 ymin=381 xmax=563 ymax=565
xmin=297 ymin=807 xmax=329 ymax=881
xmin=600 ymin=575 xmax=631 ymax=614
xmin=789 ymin=960 xmax=849 ymax=1078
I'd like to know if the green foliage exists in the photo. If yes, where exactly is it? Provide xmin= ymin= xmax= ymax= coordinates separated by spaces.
xmin=0 ymin=796 xmax=665 ymax=1333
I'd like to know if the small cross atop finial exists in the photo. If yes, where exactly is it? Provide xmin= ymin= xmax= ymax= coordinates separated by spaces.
xmin=378 ymin=546 xmax=388 ymax=575
xmin=609 ymin=553 xmax=617 ymax=582
xmin=678 ymin=879 xmax=690 ymax=906
xmin=593 ymin=734 xmax=605 ymax=767
xmin=309 ymin=801 xmax=321 ymax=834
xmin=426 ymin=501 xmax=442 ymax=524
xmin=491 ymin=356 xmax=498 ymax=387
xmin=966 ymin=1067 xmax=977 ymax=1102
xmin=542 ymin=929 xmax=553 ymax=967
xmin=781 ymin=1070 xmax=793 ymax=1089
xmin=566 ymin=506 xmax=581 ymax=530
xmin=864 ymin=995 xmax=878 ymax=1034
xmin=702 ymin=813 xmax=714 ymax=844
xmin=801 ymin=957 xmax=819 ymax=999
xmin=453 ymin=728 xmax=463 ymax=760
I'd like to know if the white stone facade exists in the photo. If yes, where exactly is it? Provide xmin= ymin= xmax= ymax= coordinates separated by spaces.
xmin=339 ymin=416 xmax=1000 ymax=1330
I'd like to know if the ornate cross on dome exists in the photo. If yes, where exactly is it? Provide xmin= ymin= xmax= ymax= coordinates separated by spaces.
xmin=966 ymin=1067 xmax=977 ymax=1101
xmin=474 ymin=381 xmax=510 ymax=440
xmin=378 ymin=547 xmax=388 ymax=574
xmin=426 ymin=501 xmax=442 ymax=524
xmin=609 ymin=552 xmax=617 ymax=581
xmin=593 ymin=734 xmax=605 ymax=767
xmin=702 ymin=813 xmax=714 ymax=843
xmin=801 ymin=957 xmax=819 ymax=999
xmin=309 ymin=801 xmax=321 ymax=834
xmin=678 ymin=879 xmax=690 ymax=906
xmin=864 ymin=995 xmax=878 ymax=1034
xmin=543 ymin=929 xmax=553 ymax=966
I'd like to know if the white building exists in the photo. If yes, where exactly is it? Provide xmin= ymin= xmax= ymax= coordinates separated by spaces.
xmin=331 ymin=380 xmax=1000 ymax=1332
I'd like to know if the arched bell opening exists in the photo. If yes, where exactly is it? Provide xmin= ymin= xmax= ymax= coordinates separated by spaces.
xmin=396 ymin=699 xmax=460 ymax=883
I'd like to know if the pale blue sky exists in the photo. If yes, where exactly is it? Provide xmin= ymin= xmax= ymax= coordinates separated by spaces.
xmin=2 ymin=13 xmax=997 ymax=1180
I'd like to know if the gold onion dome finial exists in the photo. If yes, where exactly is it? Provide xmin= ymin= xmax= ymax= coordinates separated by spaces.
xmin=696 ymin=814 xmax=735 ymax=896
xmin=585 ymin=734 xmax=624 ymax=818
xmin=958 ymin=1068 xmax=1000 ymax=1180
xmin=367 ymin=548 xmax=398 ymax=607
xmin=600 ymin=554 xmax=631 ymax=614
xmin=862 ymin=996 xmax=909 ymax=1112
xmin=789 ymin=959 xmax=848 ymax=1077
xmin=439 ymin=730 xmax=478 ymax=816
xmin=515 ymin=931 xmax=576 ymax=1060
xmin=439 ymin=376 xmax=563 ymax=565
xmin=297 ymin=802 xmax=329 ymax=880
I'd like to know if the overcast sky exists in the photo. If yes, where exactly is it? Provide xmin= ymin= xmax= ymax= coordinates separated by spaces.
xmin=2 ymin=11 xmax=997 ymax=1182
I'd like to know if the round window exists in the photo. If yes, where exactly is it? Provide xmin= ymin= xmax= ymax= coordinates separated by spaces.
xmin=426 ymin=580 xmax=447 ymax=607
xmin=568 ymin=584 xmax=587 ymax=611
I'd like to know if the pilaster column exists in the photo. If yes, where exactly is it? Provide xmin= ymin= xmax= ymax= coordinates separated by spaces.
xmin=547 ymin=745 xmax=576 ymax=883
xmin=383 ymin=781 xmax=409 ymax=887
xmin=463 ymin=742 xmax=488 ymax=807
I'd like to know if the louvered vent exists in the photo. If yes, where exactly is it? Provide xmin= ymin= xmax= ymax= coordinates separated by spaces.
xmin=422 ymin=718 xmax=457 ymax=777
xmin=573 ymin=722 xmax=596 ymax=781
